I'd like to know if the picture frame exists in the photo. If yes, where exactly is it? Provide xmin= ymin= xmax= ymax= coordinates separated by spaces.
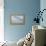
xmin=10 ymin=14 xmax=25 ymax=25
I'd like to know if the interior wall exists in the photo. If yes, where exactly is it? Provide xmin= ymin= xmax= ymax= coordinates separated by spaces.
xmin=4 ymin=0 xmax=40 ymax=42
xmin=0 ymin=0 xmax=4 ymax=42
xmin=40 ymin=0 xmax=46 ymax=27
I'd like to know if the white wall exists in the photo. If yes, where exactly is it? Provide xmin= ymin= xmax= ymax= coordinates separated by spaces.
xmin=40 ymin=0 xmax=46 ymax=27
xmin=0 ymin=0 xmax=4 ymax=42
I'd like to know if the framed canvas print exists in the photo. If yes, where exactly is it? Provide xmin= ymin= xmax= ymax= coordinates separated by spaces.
xmin=10 ymin=15 xmax=25 ymax=25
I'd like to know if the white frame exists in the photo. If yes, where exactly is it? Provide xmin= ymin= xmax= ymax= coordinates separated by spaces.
xmin=10 ymin=15 xmax=25 ymax=25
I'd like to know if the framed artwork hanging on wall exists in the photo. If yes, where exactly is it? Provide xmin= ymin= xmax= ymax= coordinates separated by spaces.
xmin=10 ymin=15 xmax=25 ymax=25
